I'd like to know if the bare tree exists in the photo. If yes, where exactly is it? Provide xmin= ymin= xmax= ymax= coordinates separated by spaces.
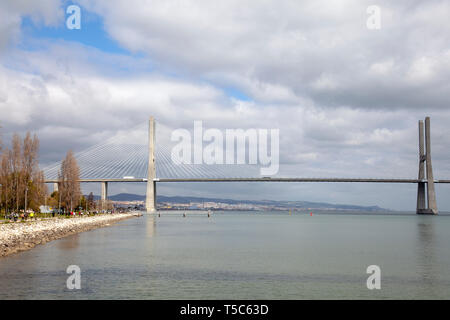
xmin=87 ymin=192 xmax=95 ymax=211
xmin=0 ymin=132 xmax=47 ymax=213
xmin=30 ymin=170 xmax=47 ymax=211
xmin=11 ymin=134 xmax=22 ymax=212
xmin=59 ymin=150 xmax=81 ymax=212
xmin=22 ymin=133 xmax=39 ymax=212
xmin=0 ymin=148 xmax=10 ymax=213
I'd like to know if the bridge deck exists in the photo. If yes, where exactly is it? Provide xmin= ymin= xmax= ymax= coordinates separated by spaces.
xmin=44 ymin=178 xmax=450 ymax=183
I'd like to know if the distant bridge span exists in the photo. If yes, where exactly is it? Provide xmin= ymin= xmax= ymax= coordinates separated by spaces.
xmin=44 ymin=178 xmax=450 ymax=184
xmin=45 ymin=116 xmax=445 ymax=215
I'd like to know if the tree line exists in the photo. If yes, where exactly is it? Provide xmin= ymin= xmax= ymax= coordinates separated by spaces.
xmin=0 ymin=132 xmax=95 ymax=214
xmin=0 ymin=133 xmax=46 ymax=213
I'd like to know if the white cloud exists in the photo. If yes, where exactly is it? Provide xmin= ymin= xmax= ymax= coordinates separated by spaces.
xmin=0 ymin=0 xmax=63 ymax=52
xmin=77 ymin=0 xmax=450 ymax=109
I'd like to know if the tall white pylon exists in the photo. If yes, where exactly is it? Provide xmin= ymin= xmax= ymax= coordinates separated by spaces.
xmin=417 ymin=117 xmax=438 ymax=214
xmin=146 ymin=116 xmax=156 ymax=212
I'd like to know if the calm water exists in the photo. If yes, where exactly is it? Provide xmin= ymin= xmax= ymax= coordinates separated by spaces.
xmin=1 ymin=211 xmax=450 ymax=299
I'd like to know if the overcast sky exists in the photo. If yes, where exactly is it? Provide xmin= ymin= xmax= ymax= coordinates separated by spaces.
xmin=1 ymin=0 xmax=450 ymax=211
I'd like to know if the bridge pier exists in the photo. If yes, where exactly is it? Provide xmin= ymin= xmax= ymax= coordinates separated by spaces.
xmin=417 ymin=117 xmax=438 ymax=214
xmin=101 ymin=181 xmax=108 ymax=211
xmin=146 ymin=116 xmax=157 ymax=212
xmin=53 ymin=182 xmax=59 ymax=193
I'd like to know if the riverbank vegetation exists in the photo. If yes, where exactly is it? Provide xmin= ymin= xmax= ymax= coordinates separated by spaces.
xmin=0 ymin=133 xmax=47 ymax=213
xmin=0 ymin=131 xmax=95 ymax=218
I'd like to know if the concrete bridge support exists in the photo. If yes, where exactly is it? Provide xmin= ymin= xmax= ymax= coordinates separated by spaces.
xmin=53 ymin=182 xmax=59 ymax=193
xmin=101 ymin=181 xmax=108 ymax=211
xmin=416 ymin=120 xmax=426 ymax=212
xmin=146 ymin=116 xmax=157 ymax=212
xmin=417 ymin=117 xmax=438 ymax=214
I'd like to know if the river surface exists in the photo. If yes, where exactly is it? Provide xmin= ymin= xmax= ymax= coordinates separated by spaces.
xmin=1 ymin=211 xmax=450 ymax=299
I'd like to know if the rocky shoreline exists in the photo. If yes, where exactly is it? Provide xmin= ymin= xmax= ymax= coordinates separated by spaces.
xmin=0 ymin=213 xmax=142 ymax=258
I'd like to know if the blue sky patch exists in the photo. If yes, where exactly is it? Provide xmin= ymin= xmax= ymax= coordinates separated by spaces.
xmin=223 ymin=87 xmax=251 ymax=101
xmin=17 ymin=1 xmax=253 ymax=102
xmin=20 ymin=4 xmax=129 ymax=55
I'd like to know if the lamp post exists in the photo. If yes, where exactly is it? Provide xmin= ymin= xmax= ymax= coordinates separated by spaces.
xmin=58 ymin=185 xmax=61 ymax=215
xmin=24 ymin=184 xmax=28 ymax=213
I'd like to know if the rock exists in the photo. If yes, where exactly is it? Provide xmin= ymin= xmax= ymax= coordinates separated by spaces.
xmin=0 ymin=213 xmax=138 ymax=258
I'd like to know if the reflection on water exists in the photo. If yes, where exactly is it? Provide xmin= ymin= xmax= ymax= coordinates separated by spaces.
xmin=0 ymin=212 xmax=450 ymax=299
xmin=416 ymin=219 xmax=438 ymax=296
xmin=146 ymin=216 xmax=156 ymax=238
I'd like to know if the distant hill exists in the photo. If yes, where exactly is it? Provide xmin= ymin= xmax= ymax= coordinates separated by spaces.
xmin=99 ymin=193 xmax=388 ymax=212
xmin=108 ymin=193 xmax=145 ymax=201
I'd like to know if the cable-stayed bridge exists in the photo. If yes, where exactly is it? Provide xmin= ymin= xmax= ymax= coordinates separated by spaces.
xmin=43 ymin=117 xmax=448 ymax=215
xmin=42 ymin=121 xmax=264 ymax=180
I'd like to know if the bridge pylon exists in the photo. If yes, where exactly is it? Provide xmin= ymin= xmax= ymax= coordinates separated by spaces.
xmin=101 ymin=181 xmax=108 ymax=212
xmin=146 ymin=116 xmax=157 ymax=212
xmin=417 ymin=117 xmax=438 ymax=214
